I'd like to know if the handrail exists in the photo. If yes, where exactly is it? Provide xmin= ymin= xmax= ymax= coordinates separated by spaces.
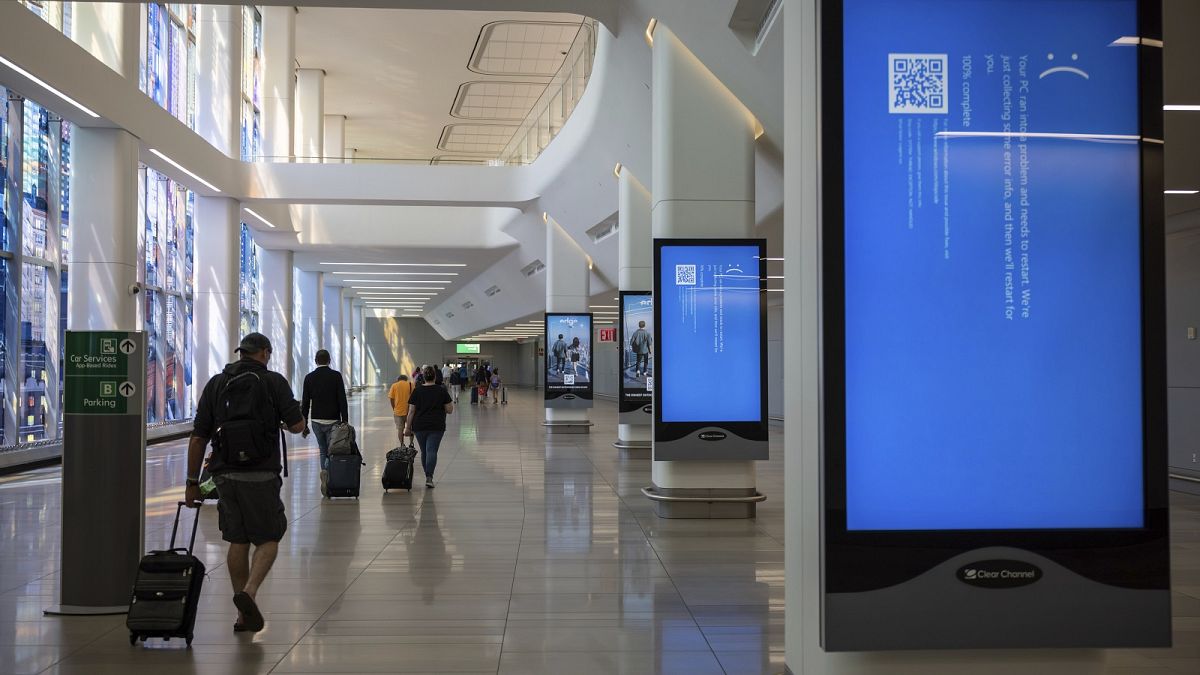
xmin=495 ymin=18 xmax=598 ymax=166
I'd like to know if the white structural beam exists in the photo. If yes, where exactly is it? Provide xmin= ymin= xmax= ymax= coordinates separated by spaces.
xmin=649 ymin=24 xmax=757 ymax=509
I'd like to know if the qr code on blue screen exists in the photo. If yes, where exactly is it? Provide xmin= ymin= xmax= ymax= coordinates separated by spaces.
xmin=675 ymin=264 xmax=696 ymax=286
xmin=889 ymin=53 xmax=948 ymax=114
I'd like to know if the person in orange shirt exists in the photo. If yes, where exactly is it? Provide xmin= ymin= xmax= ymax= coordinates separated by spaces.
xmin=387 ymin=374 xmax=415 ymax=445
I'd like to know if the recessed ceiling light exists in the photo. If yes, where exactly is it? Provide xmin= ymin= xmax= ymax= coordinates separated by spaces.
xmin=1165 ymin=190 xmax=1199 ymax=195
xmin=149 ymin=149 xmax=221 ymax=192
xmin=243 ymin=208 xmax=276 ymax=228
xmin=0 ymin=55 xmax=101 ymax=118
xmin=1165 ymin=105 xmax=1200 ymax=111
xmin=351 ymin=286 xmax=445 ymax=291
xmin=332 ymin=272 xmax=458 ymax=276
xmin=320 ymin=262 xmax=467 ymax=267
xmin=341 ymin=279 xmax=451 ymax=284
xmin=589 ymin=305 xmax=617 ymax=308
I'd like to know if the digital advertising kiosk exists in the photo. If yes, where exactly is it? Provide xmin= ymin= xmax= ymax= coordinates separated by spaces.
xmin=618 ymin=291 xmax=654 ymax=424
xmin=822 ymin=0 xmax=1170 ymax=650
xmin=544 ymin=313 xmax=594 ymax=409
xmin=653 ymin=239 xmax=768 ymax=460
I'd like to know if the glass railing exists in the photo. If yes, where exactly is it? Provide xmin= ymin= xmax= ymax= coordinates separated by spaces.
xmin=495 ymin=18 xmax=597 ymax=166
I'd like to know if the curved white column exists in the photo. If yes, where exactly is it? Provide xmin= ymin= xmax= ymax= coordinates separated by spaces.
xmin=259 ymin=248 xmax=294 ymax=382
xmin=193 ymin=197 xmax=240 ymax=389
xmin=261 ymin=5 xmax=295 ymax=163
xmin=649 ymin=25 xmax=758 ymax=498
xmin=616 ymin=167 xmax=651 ymax=446
xmin=67 ymin=127 xmax=140 ymax=332
xmin=295 ymin=69 xmax=325 ymax=164
xmin=545 ymin=215 xmax=590 ymax=424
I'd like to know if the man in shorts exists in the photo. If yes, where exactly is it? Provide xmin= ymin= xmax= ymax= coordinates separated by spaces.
xmin=184 ymin=333 xmax=305 ymax=633
xmin=388 ymin=373 xmax=415 ymax=445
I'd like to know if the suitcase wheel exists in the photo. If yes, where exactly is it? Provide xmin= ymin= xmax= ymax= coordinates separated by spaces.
xmin=129 ymin=633 xmax=137 ymax=646
xmin=186 ymin=635 xmax=194 ymax=647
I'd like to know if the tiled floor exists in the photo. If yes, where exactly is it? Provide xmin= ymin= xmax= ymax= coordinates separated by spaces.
xmin=0 ymin=388 xmax=1195 ymax=674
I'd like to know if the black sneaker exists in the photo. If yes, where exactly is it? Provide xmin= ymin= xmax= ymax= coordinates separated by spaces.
xmin=425 ymin=479 xmax=435 ymax=488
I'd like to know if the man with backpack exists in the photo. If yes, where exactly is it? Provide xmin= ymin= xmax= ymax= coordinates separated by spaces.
xmin=301 ymin=349 xmax=349 ymax=497
xmin=183 ymin=333 xmax=305 ymax=634
xmin=629 ymin=320 xmax=653 ymax=379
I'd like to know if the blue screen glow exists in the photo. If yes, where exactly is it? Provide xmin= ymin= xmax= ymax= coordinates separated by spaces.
xmin=843 ymin=0 xmax=1144 ymax=530
xmin=659 ymin=244 xmax=761 ymax=423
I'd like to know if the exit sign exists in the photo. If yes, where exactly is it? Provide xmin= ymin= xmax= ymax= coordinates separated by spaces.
xmin=456 ymin=343 xmax=481 ymax=354
xmin=598 ymin=328 xmax=616 ymax=342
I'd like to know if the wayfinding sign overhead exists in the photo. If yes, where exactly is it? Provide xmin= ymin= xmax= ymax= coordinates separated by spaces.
xmin=65 ymin=332 xmax=145 ymax=415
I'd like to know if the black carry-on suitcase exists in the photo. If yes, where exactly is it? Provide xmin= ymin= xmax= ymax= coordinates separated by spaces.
xmin=382 ymin=444 xmax=417 ymax=492
xmin=127 ymin=502 xmax=205 ymax=647
xmin=470 ymin=385 xmax=479 ymax=404
xmin=501 ymin=387 xmax=507 ymax=405
xmin=327 ymin=452 xmax=363 ymax=498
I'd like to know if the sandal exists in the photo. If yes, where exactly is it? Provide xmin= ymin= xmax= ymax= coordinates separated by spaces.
xmin=232 ymin=592 xmax=265 ymax=632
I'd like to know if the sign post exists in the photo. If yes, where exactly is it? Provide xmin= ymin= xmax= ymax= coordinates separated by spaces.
xmin=47 ymin=331 xmax=146 ymax=615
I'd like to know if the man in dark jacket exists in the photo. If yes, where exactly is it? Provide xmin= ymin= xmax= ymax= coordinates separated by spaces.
xmin=301 ymin=349 xmax=349 ymax=495
xmin=184 ymin=333 xmax=304 ymax=633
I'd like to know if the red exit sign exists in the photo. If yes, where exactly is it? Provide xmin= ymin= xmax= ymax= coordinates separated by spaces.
xmin=598 ymin=328 xmax=617 ymax=342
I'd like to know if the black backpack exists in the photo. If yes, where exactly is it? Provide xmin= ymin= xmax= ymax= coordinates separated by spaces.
xmin=212 ymin=371 xmax=276 ymax=470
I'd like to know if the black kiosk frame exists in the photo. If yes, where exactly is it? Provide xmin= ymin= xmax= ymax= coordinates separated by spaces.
xmin=821 ymin=0 xmax=1170 ymax=651
xmin=652 ymin=238 xmax=769 ymax=460
xmin=618 ymin=290 xmax=654 ymax=423
xmin=543 ymin=312 xmax=594 ymax=409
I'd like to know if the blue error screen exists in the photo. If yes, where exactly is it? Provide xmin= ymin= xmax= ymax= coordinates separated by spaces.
xmin=660 ymin=244 xmax=761 ymax=423
xmin=842 ymin=0 xmax=1145 ymax=530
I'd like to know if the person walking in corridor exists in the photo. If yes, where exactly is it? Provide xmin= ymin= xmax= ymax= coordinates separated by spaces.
xmin=388 ymin=373 xmax=415 ymax=445
xmin=551 ymin=334 xmax=568 ymax=375
xmin=404 ymin=365 xmax=454 ymax=488
xmin=301 ymin=349 xmax=349 ymax=497
xmin=629 ymin=320 xmax=652 ymax=378
xmin=184 ymin=333 xmax=305 ymax=633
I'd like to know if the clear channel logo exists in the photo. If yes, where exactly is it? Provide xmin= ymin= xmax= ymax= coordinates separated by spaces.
xmin=698 ymin=431 xmax=727 ymax=441
xmin=956 ymin=560 xmax=1042 ymax=589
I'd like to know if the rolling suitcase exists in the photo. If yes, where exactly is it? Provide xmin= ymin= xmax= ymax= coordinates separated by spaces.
xmin=382 ymin=445 xmax=417 ymax=492
xmin=127 ymin=502 xmax=205 ymax=647
xmin=470 ymin=385 xmax=479 ymax=404
xmin=501 ymin=387 xmax=507 ymax=405
xmin=327 ymin=452 xmax=363 ymax=498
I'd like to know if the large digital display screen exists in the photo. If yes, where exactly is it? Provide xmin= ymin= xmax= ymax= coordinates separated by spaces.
xmin=840 ymin=0 xmax=1144 ymax=531
xmin=619 ymin=292 xmax=653 ymax=411
xmin=657 ymin=242 xmax=763 ymax=423
xmin=544 ymin=313 xmax=592 ymax=400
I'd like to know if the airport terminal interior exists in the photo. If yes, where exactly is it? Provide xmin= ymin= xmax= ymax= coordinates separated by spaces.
xmin=0 ymin=0 xmax=1199 ymax=673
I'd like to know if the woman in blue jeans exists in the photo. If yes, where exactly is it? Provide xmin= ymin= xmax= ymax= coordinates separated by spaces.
xmin=403 ymin=365 xmax=455 ymax=488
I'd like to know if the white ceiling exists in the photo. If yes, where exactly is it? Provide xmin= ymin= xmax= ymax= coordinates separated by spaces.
xmin=294 ymin=7 xmax=584 ymax=162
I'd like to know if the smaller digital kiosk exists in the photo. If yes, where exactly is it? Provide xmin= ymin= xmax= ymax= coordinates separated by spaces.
xmin=821 ymin=0 xmax=1170 ymax=651
xmin=544 ymin=313 xmax=594 ymax=412
xmin=651 ymin=239 xmax=768 ymax=461
xmin=618 ymin=291 xmax=654 ymax=429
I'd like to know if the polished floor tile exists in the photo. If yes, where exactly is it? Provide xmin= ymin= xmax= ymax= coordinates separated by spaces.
xmin=0 ymin=388 xmax=1196 ymax=674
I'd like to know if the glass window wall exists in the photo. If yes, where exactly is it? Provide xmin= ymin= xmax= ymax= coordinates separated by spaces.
xmin=143 ymin=3 xmax=198 ymax=130
xmin=239 ymin=223 xmax=260 ymax=335
xmin=139 ymin=167 xmax=196 ymax=425
xmin=240 ymin=5 xmax=262 ymax=161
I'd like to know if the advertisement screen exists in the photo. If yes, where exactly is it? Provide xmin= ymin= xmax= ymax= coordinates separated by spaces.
xmin=841 ymin=0 xmax=1144 ymax=530
xmin=619 ymin=292 xmax=653 ymax=410
xmin=658 ymin=243 xmax=763 ymax=424
xmin=544 ymin=313 xmax=592 ymax=399
xmin=456 ymin=343 xmax=480 ymax=354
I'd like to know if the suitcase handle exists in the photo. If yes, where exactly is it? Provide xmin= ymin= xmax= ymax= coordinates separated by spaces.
xmin=171 ymin=501 xmax=203 ymax=555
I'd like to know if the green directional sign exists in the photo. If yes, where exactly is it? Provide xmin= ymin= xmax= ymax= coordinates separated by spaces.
xmin=456 ymin=343 xmax=481 ymax=354
xmin=65 ymin=332 xmax=145 ymax=416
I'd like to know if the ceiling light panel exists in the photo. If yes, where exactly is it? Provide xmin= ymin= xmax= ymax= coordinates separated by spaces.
xmin=320 ymin=262 xmax=467 ymax=267
xmin=452 ymin=81 xmax=548 ymax=121
xmin=438 ymin=124 xmax=520 ymax=155
xmin=469 ymin=21 xmax=584 ymax=77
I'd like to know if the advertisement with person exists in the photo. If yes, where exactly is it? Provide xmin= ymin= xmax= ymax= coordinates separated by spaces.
xmin=619 ymin=292 xmax=653 ymax=420
xmin=653 ymin=240 xmax=767 ymax=460
xmin=544 ymin=313 xmax=593 ymax=407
